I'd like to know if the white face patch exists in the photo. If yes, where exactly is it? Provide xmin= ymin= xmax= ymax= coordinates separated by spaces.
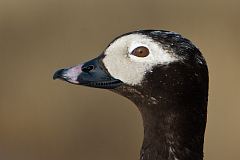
xmin=102 ymin=34 xmax=179 ymax=85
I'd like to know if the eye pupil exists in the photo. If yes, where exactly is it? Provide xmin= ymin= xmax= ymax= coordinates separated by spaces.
xmin=131 ymin=46 xmax=149 ymax=57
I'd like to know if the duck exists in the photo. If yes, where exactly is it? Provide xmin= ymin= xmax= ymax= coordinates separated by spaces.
xmin=53 ymin=30 xmax=209 ymax=160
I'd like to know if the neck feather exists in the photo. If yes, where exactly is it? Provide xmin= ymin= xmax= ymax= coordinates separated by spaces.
xmin=138 ymin=102 xmax=206 ymax=160
xmin=111 ymin=61 xmax=208 ymax=160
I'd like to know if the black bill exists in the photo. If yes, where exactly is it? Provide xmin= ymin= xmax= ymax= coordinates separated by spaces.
xmin=53 ymin=56 xmax=122 ymax=89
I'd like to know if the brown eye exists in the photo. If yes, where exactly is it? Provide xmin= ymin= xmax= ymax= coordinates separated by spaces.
xmin=131 ymin=46 xmax=149 ymax=57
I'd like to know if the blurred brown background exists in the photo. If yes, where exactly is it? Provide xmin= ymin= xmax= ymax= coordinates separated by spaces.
xmin=0 ymin=0 xmax=239 ymax=160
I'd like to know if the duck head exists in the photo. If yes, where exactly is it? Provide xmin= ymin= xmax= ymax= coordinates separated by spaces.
xmin=53 ymin=30 xmax=209 ymax=160
xmin=53 ymin=30 xmax=208 ymax=106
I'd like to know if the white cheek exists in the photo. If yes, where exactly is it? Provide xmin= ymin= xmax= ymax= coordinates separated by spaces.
xmin=103 ymin=52 xmax=149 ymax=85
xmin=128 ymin=54 xmax=154 ymax=63
xmin=102 ymin=34 xmax=179 ymax=85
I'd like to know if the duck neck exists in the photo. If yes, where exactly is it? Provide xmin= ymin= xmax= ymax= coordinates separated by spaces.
xmin=138 ymin=102 xmax=206 ymax=160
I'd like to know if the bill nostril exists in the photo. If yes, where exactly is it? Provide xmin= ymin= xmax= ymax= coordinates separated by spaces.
xmin=82 ymin=65 xmax=95 ymax=73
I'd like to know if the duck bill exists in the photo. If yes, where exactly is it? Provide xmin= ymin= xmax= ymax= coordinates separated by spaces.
xmin=53 ymin=56 xmax=123 ymax=89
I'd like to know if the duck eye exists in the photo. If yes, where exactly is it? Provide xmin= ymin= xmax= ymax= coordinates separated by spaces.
xmin=131 ymin=46 xmax=149 ymax=57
